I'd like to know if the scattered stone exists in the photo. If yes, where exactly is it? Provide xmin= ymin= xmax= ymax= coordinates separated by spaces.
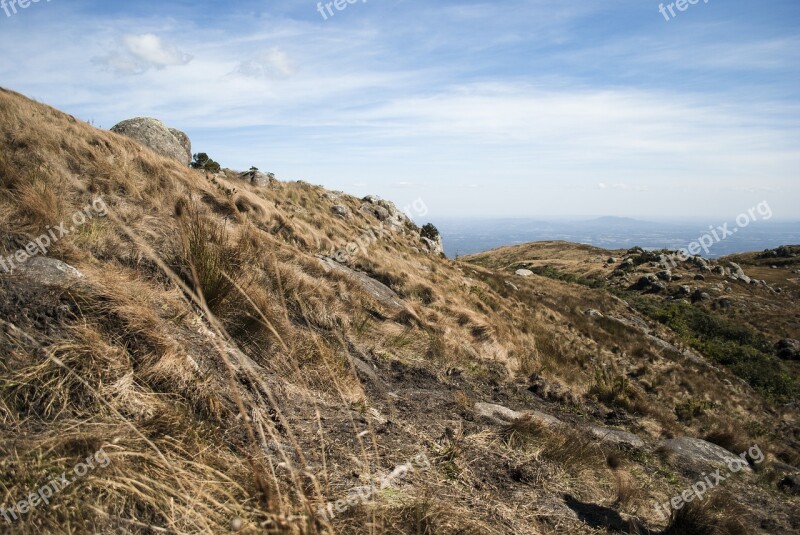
xmin=691 ymin=289 xmax=711 ymax=303
xmin=694 ymin=274 xmax=706 ymax=281
xmin=656 ymin=270 xmax=672 ymax=281
xmin=515 ymin=269 xmax=534 ymax=277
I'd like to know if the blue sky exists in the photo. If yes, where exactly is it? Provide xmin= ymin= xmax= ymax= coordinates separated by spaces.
xmin=1 ymin=0 xmax=798 ymax=219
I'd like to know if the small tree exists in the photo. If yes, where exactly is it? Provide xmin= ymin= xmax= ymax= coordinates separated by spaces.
xmin=191 ymin=153 xmax=221 ymax=173
xmin=421 ymin=223 xmax=440 ymax=241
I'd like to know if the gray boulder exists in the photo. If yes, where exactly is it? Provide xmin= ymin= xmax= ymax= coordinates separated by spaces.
xmin=11 ymin=257 xmax=84 ymax=287
xmin=515 ymin=269 xmax=534 ymax=277
xmin=238 ymin=170 xmax=273 ymax=187
xmin=659 ymin=437 xmax=751 ymax=477
xmin=331 ymin=205 xmax=350 ymax=219
xmin=111 ymin=117 xmax=191 ymax=165
xmin=587 ymin=425 xmax=645 ymax=448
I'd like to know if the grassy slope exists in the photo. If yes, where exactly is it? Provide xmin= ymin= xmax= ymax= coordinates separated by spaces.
xmin=0 ymin=88 xmax=797 ymax=534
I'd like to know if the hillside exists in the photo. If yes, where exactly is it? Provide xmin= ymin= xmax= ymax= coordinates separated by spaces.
xmin=0 ymin=87 xmax=798 ymax=534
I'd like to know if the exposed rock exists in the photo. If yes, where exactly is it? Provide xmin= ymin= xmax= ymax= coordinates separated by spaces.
xmin=691 ymin=289 xmax=711 ymax=303
xmin=585 ymin=309 xmax=604 ymax=319
xmin=238 ymin=169 xmax=273 ymax=187
xmin=362 ymin=203 xmax=391 ymax=222
xmin=694 ymin=274 xmax=706 ymax=281
xmin=629 ymin=274 xmax=665 ymax=293
xmin=656 ymin=270 xmax=672 ymax=281
xmin=420 ymin=235 xmax=444 ymax=255
xmin=318 ymin=256 xmax=406 ymax=313
xmin=111 ymin=117 xmax=191 ymax=165
xmin=659 ymin=437 xmax=752 ymax=477
xmin=9 ymin=257 xmax=85 ymax=287
xmin=474 ymin=402 xmax=562 ymax=428
xmin=586 ymin=426 xmax=645 ymax=448
xmin=515 ymin=269 xmax=534 ymax=277
xmin=606 ymin=257 xmax=617 ymax=264
xmin=778 ymin=475 xmax=800 ymax=495
xmin=330 ymin=205 xmax=350 ymax=219
xmin=718 ymin=298 xmax=733 ymax=310
xmin=776 ymin=339 xmax=800 ymax=361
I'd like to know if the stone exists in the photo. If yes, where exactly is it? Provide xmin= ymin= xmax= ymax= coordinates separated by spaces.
xmin=656 ymin=270 xmax=672 ymax=281
xmin=238 ymin=170 xmax=273 ymax=187
xmin=111 ymin=117 xmax=191 ymax=165
xmin=318 ymin=256 xmax=406 ymax=313
xmin=585 ymin=309 xmax=604 ymax=319
xmin=776 ymin=339 xmax=800 ymax=361
xmin=515 ymin=269 xmax=534 ymax=277
xmin=778 ymin=475 xmax=800 ymax=495
xmin=9 ymin=257 xmax=85 ymax=287
xmin=331 ymin=205 xmax=350 ymax=219
xmin=586 ymin=425 xmax=645 ymax=448
xmin=474 ymin=402 xmax=562 ymax=428
xmin=659 ymin=437 xmax=752 ymax=477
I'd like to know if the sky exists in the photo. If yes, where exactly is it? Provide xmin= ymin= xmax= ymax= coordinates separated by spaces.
xmin=0 ymin=0 xmax=798 ymax=220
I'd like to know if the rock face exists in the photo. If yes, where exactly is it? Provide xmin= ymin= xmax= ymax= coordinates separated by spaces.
xmin=111 ymin=117 xmax=191 ymax=165
xmin=659 ymin=437 xmax=751 ymax=476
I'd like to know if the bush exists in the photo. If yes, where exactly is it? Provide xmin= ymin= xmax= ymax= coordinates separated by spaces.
xmin=421 ymin=223 xmax=440 ymax=241
xmin=191 ymin=153 xmax=221 ymax=173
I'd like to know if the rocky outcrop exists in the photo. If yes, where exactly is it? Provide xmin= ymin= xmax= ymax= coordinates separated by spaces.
xmin=776 ymin=339 xmax=800 ymax=361
xmin=111 ymin=117 xmax=191 ymax=165
xmin=238 ymin=169 xmax=274 ymax=187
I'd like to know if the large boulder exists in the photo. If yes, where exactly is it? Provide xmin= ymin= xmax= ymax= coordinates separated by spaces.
xmin=111 ymin=117 xmax=191 ymax=165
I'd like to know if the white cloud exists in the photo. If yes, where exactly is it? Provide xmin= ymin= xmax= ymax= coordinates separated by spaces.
xmin=233 ymin=48 xmax=295 ymax=79
xmin=94 ymin=34 xmax=192 ymax=75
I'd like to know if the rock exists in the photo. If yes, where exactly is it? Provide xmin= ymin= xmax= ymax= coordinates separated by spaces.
xmin=318 ymin=256 xmax=407 ymax=313
xmin=659 ymin=437 xmax=752 ymax=477
xmin=656 ymin=270 xmax=672 ymax=281
xmin=712 ymin=266 xmax=725 ymax=275
xmin=111 ymin=117 xmax=191 ymax=165
xmin=505 ymin=280 xmax=519 ymax=291
xmin=362 ymin=204 xmax=391 ymax=221
xmin=585 ymin=309 xmax=604 ymax=319
xmin=629 ymin=274 xmax=665 ymax=293
xmin=671 ymin=274 xmax=683 ymax=280
xmin=169 ymin=128 xmax=191 ymax=162
xmin=238 ymin=170 xmax=273 ymax=187
xmin=673 ymin=285 xmax=692 ymax=297
xmin=330 ymin=205 xmax=350 ymax=219
xmin=776 ymin=339 xmax=800 ymax=361
xmin=586 ymin=425 xmax=645 ymax=448
xmin=691 ymin=289 xmax=711 ymax=303
xmin=778 ymin=475 xmax=800 ymax=495
xmin=515 ymin=269 xmax=534 ymax=277
xmin=607 ymin=257 xmax=617 ymax=264
xmin=694 ymin=274 xmax=706 ymax=281
xmin=718 ymin=298 xmax=732 ymax=310
xmin=621 ymin=258 xmax=635 ymax=268
xmin=474 ymin=402 xmax=562 ymax=428
xmin=420 ymin=235 xmax=444 ymax=255
xmin=9 ymin=257 xmax=85 ymax=287
xmin=690 ymin=256 xmax=710 ymax=270
xmin=739 ymin=275 xmax=752 ymax=284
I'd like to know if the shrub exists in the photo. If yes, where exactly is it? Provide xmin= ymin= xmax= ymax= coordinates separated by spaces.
xmin=190 ymin=152 xmax=221 ymax=173
xmin=421 ymin=223 xmax=440 ymax=241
